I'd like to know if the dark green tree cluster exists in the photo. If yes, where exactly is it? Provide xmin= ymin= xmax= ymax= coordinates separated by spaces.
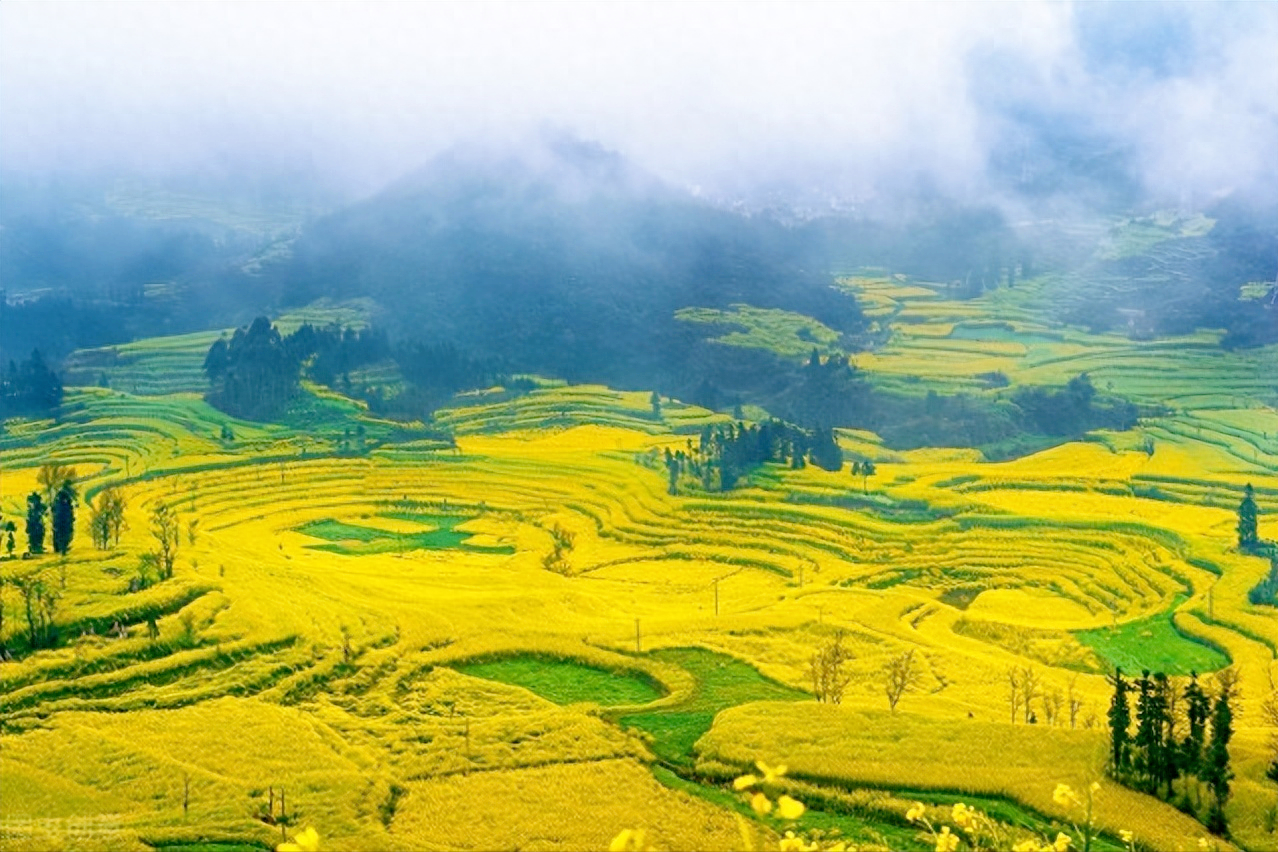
xmin=0 ymin=350 xmax=63 ymax=417
xmin=1012 ymin=373 xmax=1139 ymax=437
xmin=683 ymin=419 xmax=842 ymax=492
xmin=1107 ymin=668 xmax=1236 ymax=835
xmin=204 ymin=317 xmax=303 ymax=420
xmin=290 ymin=323 xmax=390 ymax=388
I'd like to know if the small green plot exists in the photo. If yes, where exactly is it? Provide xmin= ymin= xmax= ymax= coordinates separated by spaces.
xmin=1075 ymin=609 xmax=1229 ymax=676
xmin=618 ymin=647 xmax=808 ymax=767
xmin=294 ymin=513 xmax=514 ymax=556
xmin=454 ymin=656 xmax=664 ymax=706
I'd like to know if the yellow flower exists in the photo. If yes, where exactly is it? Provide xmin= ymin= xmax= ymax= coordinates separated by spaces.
xmin=1052 ymin=784 xmax=1077 ymax=808
xmin=935 ymin=826 xmax=960 ymax=852
xmin=1119 ymin=830 xmax=1133 ymax=846
xmin=951 ymin=802 xmax=972 ymax=828
xmin=752 ymin=792 xmax=774 ymax=816
xmin=277 ymin=826 xmax=320 ymax=852
xmin=905 ymin=802 xmax=927 ymax=823
xmin=1089 ymin=781 xmax=1101 ymax=794
xmin=609 ymin=829 xmax=649 ymax=852
xmin=734 ymin=774 xmax=761 ymax=791
xmin=1198 ymin=840 xmax=1210 ymax=851
xmin=826 ymin=844 xmax=848 ymax=852
xmin=1012 ymin=841 xmax=1039 ymax=852
xmin=1053 ymin=832 xmax=1072 ymax=852
xmin=778 ymin=831 xmax=816 ymax=852
xmin=776 ymin=795 xmax=806 ymax=821
xmin=756 ymin=760 xmax=788 ymax=783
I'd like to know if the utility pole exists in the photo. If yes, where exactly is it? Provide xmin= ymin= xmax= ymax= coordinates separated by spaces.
xmin=635 ymin=618 xmax=642 ymax=653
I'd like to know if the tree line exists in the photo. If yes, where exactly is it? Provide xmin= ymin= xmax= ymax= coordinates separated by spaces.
xmin=0 ymin=350 xmax=63 ymax=418
xmin=648 ymin=418 xmax=845 ymax=495
xmin=1106 ymin=667 xmax=1241 ymax=836
xmin=203 ymin=317 xmax=509 ymax=422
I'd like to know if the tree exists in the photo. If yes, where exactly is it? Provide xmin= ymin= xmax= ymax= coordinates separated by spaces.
xmin=1107 ymin=668 xmax=1132 ymax=775
xmin=90 ymin=487 xmax=127 ymax=550
xmin=1202 ymin=678 xmax=1235 ymax=835
xmin=150 ymin=501 xmax=180 ymax=581
xmin=1182 ymin=672 xmax=1210 ymax=779
xmin=3 ymin=520 xmax=15 ymax=558
xmin=1237 ymin=483 xmax=1259 ymax=549
xmin=810 ymin=630 xmax=854 ymax=704
xmin=1020 ymin=665 xmax=1041 ymax=724
xmin=51 ymin=482 xmax=76 ymax=556
xmin=884 ymin=648 xmax=922 ymax=712
xmin=649 ymin=390 xmax=661 ymax=419
xmin=25 ymin=492 xmax=46 ymax=555
xmin=858 ymin=459 xmax=876 ymax=494
xmin=1007 ymin=666 xmax=1022 ymax=724
xmin=37 ymin=462 xmax=76 ymax=511
xmin=1133 ymin=670 xmax=1162 ymax=789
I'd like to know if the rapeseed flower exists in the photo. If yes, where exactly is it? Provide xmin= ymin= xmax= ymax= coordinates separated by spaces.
xmin=756 ymin=760 xmax=788 ymax=783
xmin=934 ymin=825 xmax=959 ymax=852
xmin=776 ymin=795 xmax=806 ymax=820
xmin=734 ymin=774 xmax=760 ymax=791
xmin=905 ymin=802 xmax=926 ymax=823
xmin=1054 ymin=831 xmax=1072 ymax=851
xmin=1052 ymin=784 xmax=1077 ymax=808
xmin=277 ymin=826 xmax=320 ymax=852
xmin=751 ymin=792 xmax=774 ymax=816
xmin=609 ymin=828 xmax=651 ymax=852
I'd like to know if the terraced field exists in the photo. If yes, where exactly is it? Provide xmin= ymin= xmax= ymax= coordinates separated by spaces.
xmin=1 ymin=277 xmax=1275 ymax=850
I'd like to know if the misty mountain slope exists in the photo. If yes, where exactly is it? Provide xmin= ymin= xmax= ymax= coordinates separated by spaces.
xmin=275 ymin=141 xmax=864 ymax=388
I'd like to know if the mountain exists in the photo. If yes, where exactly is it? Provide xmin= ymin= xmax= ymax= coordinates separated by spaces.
xmin=274 ymin=135 xmax=864 ymax=389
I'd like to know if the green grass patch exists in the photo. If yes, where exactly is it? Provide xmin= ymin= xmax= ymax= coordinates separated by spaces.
xmin=294 ymin=514 xmax=514 ymax=556
xmin=453 ymin=656 xmax=664 ymax=706
xmin=617 ymin=647 xmax=808 ymax=767
xmin=1075 ymin=608 xmax=1229 ymax=676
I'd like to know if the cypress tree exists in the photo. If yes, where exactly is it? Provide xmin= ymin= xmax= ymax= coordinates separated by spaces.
xmin=1134 ymin=670 xmax=1160 ymax=788
xmin=1237 ymin=483 xmax=1259 ymax=549
xmin=1182 ymin=672 xmax=1210 ymax=777
xmin=51 ymin=482 xmax=76 ymax=556
xmin=25 ymin=492 xmax=46 ymax=555
xmin=1203 ymin=683 xmax=1235 ymax=835
xmin=1154 ymin=672 xmax=1178 ymax=796
xmin=1107 ymin=667 xmax=1133 ymax=775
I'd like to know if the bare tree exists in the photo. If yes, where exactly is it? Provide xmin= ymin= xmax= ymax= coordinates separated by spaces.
xmin=810 ymin=630 xmax=854 ymax=704
xmin=37 ymin=463 xmax=76 ymax=509
xmin=1007 ymin=667 xmax=1022 ymax=724
xmin=150 ymin=501 xmax=180 ymax=580
xmin=884 ymin=648 xmax=922 ymax=712
xmin=1067 ymin=674 xmax=1083 ymax=729
xmin=1020 ymin=665 xmax=1040 ymax=724
xmin=1044 ymin=687 xmax=1063 ymax=727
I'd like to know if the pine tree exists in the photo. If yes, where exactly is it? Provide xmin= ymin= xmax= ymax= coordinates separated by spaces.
xmin=25 ymin=493 xmax=46 ymax=555
xmin=1134 ymin=670 xmax=1161 ymax=789
xmin=1182 ymin=672 xmax=1210 ymax=778
xmin=1237 ymin=483 xmax=1259 ymax=549
xmin=1202 ymin=682 xmax=1235 ymax=835
xmin=1153 ymin=672 xmax=1178 ymax=796
xmin=51 ymin=482 xmax=76 ymax=556
xmin=1107 ymin=667 xmax=1133 ymax=776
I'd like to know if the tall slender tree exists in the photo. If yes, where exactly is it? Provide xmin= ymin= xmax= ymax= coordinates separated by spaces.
xmin=1107 ymin=667 xmax=1133 ymax=775
xmin=1182 ymin=672 xmax=1210 ymax=778
xmin=1237 ymin=483 xmax=1259 ymax=549
xmin=1202 ymin=681 xmax=1235 ymax=835
xmin=25 ymin=493 xmax=46 ymax=555
xmin=51 ymin=482 xmax=76 ymax=556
